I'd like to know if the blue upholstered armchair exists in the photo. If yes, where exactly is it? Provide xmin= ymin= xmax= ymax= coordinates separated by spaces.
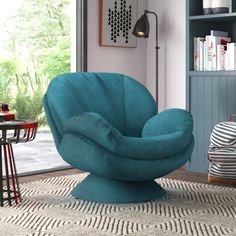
xmin=43 ymin=72 xmax=194 ymax=203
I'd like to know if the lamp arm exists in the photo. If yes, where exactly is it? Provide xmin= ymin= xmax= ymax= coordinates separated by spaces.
xmin=144 ymin=10 xmax=159 ymax=50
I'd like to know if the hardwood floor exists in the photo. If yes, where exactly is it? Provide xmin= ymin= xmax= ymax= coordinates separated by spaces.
xmin=18 ymin=168 xmax=80 ymax=184
xmin=18 ymin=167 xmax=235 ymax=188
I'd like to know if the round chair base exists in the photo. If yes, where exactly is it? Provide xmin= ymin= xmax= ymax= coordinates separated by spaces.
xmin=71 ymin=174 xmax=166 ymax=203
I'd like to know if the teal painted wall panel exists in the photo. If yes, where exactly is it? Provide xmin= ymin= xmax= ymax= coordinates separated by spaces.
xmin=197 ymin=78 xmax=205 ymax=171
xmin=188 ymin=75 xmax=236 ymax=173
xmin=190 ymin=77 xmax=198 ymax=165
xmin=204 ymin=78 xmax=212 ymax=170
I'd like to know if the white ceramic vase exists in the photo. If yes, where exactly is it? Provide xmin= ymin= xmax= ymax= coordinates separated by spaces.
xmin=203 ymin=0 xmax=213 ymax=14
xmin=212 ymin=0 xmax=229 ymax=14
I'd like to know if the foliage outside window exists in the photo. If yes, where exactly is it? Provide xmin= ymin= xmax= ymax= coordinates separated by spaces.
xmin=0 ymin=0 xmax=71 ymax=126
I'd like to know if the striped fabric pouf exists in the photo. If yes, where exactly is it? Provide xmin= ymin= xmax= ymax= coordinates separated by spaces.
xmin=208 ymin=121 xmax=236 ymax=180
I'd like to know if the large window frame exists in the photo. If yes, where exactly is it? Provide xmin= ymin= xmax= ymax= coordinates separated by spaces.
xmin=77 ymin=0 xmax=87 ymax=72
xmin=16 ymin=0 xmax=88 ymax=176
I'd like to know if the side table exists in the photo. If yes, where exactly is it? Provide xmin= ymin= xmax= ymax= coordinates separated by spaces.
xmin=0 ymin=120 xmax=38 ymax=206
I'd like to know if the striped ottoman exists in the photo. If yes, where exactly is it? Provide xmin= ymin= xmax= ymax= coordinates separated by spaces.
xmin=208 ymin=121 xmax=236 ymax=185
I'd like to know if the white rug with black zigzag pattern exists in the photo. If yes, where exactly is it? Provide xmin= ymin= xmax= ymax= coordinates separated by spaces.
xmin=0 ymin=173 xmax=236 ymax=236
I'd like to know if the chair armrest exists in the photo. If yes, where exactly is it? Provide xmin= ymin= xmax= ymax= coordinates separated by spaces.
xmin=64 ymin=112 xmax=121 ymax=152
xmin=142 ymin=108 xmax=193 ymax=138
xmin=64 ymin=110 xmax=193 ymax=161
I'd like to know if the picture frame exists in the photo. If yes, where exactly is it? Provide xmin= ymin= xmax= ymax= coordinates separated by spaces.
xmin=99 ymin=0 xmax=138 ymax=48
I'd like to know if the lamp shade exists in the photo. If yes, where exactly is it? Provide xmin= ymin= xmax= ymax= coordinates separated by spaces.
xmin=132 ymin=14 xmax=150 ymax=38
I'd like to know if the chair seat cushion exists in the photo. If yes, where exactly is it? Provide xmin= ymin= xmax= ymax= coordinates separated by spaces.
xmin=64 ymin=112 xmax=192 ymax=160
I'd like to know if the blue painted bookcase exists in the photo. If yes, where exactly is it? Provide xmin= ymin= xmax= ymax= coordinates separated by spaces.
xmin=186 ymin=0 xmax=236 ymax=173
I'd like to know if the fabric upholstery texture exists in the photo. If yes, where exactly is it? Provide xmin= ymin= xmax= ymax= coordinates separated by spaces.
xmin=44 ymin=72 xmax=194 ymax=203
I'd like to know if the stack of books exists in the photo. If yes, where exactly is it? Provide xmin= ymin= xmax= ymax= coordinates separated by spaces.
xmin=194 ymin=30 xmax=236 ymax=71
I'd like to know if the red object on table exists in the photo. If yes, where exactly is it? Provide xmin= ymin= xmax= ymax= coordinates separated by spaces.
xmin=0 ymin=112 xmax=15 ymax=121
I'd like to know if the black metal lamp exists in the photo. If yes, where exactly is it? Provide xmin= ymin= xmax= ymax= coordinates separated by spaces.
xmin=133 ymin=10 xmax=159 ymax=110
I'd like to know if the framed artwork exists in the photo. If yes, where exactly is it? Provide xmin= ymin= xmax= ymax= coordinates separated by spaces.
xmin=99 ymin=0 xmax=138 ymax=48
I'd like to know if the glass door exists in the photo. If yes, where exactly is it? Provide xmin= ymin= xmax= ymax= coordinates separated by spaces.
xmin=0 ymin=0 xmax=87 ymax=175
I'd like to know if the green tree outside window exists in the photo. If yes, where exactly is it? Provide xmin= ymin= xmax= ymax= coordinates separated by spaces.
xmin=0 ymin=0 xmax=71 ymax=126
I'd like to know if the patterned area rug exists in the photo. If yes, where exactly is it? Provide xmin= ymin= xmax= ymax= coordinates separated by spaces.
xmin=0 ymin=173 xmax=236 ymax=236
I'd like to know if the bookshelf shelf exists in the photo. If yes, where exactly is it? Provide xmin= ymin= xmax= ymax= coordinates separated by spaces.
xmin=189 ymin=13 xmax=236 ymax=22
xmin=186 ymin=0 xmax=236 ymax=174
xmin=189 ymin=71 xmax=236 ymax=76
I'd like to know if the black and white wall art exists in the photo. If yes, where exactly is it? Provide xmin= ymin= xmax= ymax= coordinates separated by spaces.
xmin=99 ymin=0 xmax=138 ymax=47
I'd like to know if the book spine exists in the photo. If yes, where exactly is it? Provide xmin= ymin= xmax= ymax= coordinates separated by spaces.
xmin=212 ymin=37 xmax=218 ymax=71
xmin=229 ymin=43 xmax=236 ymax=70
xmin=210 ymin=30 xmax=228 ymax=37
xmin=212 ymin=36 xmax=231 ymax=70
xmin=229 ymin=43 xmax=233 ymax=70
xmin=206 ymin=36 xmax=213 ymax=71
xmin=235 ymin=45 xmax=236 ymax=70
xmin=204 ymin=41 xmax=207 ymax=71
xmin=194 ymin=37 xmax=198 ymax=71
xmin=200 ymin=39 xmax=204 ymax=71
xmin=216 ymin=45 xmax=225 ymax=70
xmin=194 ymin=37 xmax=204 ymax=71
xmin=223 ymin=49 xmax=227 ymax=71
xmin=205 ymin=36 xmax=210 ymax=71
xmin=225 ymin=45 xmax=229 ymax=70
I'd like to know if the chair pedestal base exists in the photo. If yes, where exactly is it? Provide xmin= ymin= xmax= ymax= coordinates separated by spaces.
xmin=71 ymin=174 xmax=166 ymax=203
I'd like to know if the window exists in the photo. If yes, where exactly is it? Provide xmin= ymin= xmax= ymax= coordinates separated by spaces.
xmin=0 ymin=0 xmax=87 ymax=175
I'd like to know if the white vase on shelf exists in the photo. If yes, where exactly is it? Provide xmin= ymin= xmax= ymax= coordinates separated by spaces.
xmin=212 ymin=0 xmax=229 ymax=14
xmin=203 ymin=0 xmax=213 ymax=14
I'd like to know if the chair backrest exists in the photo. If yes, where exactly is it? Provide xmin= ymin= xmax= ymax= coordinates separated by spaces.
xmin=43 ymin=72 xmax=157 ymax=147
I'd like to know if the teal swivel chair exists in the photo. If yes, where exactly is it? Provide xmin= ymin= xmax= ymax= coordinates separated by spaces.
xmin=43 ymin=72 xmax=194 ymax=203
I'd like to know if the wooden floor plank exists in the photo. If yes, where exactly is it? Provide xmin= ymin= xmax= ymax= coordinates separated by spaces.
xmin=17 ymin=167 xmax=235 ymax=188
xmin=18 ymin=168 xmax=80 ymax=184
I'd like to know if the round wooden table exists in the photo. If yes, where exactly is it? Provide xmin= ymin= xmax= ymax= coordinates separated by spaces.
xmin=0 ymin=120 xmax=38 ymax=206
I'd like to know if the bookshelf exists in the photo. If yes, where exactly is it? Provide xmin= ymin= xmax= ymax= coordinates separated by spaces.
xmin=186 ymin=0 xmax=236 ymax=173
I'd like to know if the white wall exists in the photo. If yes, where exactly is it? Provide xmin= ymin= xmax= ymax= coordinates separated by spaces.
xmin=146 ymin=0 xmax=186 ymax=111
xmin=87 ymin=0 xmax=148 ymax=85
xmin=87 ymin=0 xmax=186 ymax=110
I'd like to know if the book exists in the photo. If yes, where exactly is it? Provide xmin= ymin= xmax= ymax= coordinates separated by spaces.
xmin=194 ymin=37 xmax=205 ymax=71
xmin=194 ymin=37 xmax=198 ymax=71
xmin=224 ymin=45 xmax=230 ymax=70
xmin=212 ymin=36 xmax=231 ymax=70
xmin=204 ymin=41 xmax=207 ymax=70
xmin=199 ymin=38 xmax=205 ymax=71
xmin=216 ymin=45 xmax=225 ymax=70
xmin=228 ymin=43 xmax=236 ymax=70
xmin=210 ymin=30 xmax=228 ymax=37
xmin=206 ymin=35 xmax=213 ymax=71
xmin=193 ymin=30 xmax=236 ymax=71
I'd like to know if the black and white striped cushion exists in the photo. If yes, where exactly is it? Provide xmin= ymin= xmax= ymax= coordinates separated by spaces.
xmin=208 ymin=121 xmax=236 ymax=179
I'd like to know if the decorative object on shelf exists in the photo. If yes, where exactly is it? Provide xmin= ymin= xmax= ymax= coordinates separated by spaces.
xmin=133 ymin=10 xmax=159 ymax=109
xmin=203 ymin=0 xmax=213 ymax=15
xmin=212 ymin=0 xmax=229 ymax=14
xmin=99 ymin=0 xmax=138 ymax=47
xmin=0 ymin=103 xmax=15 ymax=121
